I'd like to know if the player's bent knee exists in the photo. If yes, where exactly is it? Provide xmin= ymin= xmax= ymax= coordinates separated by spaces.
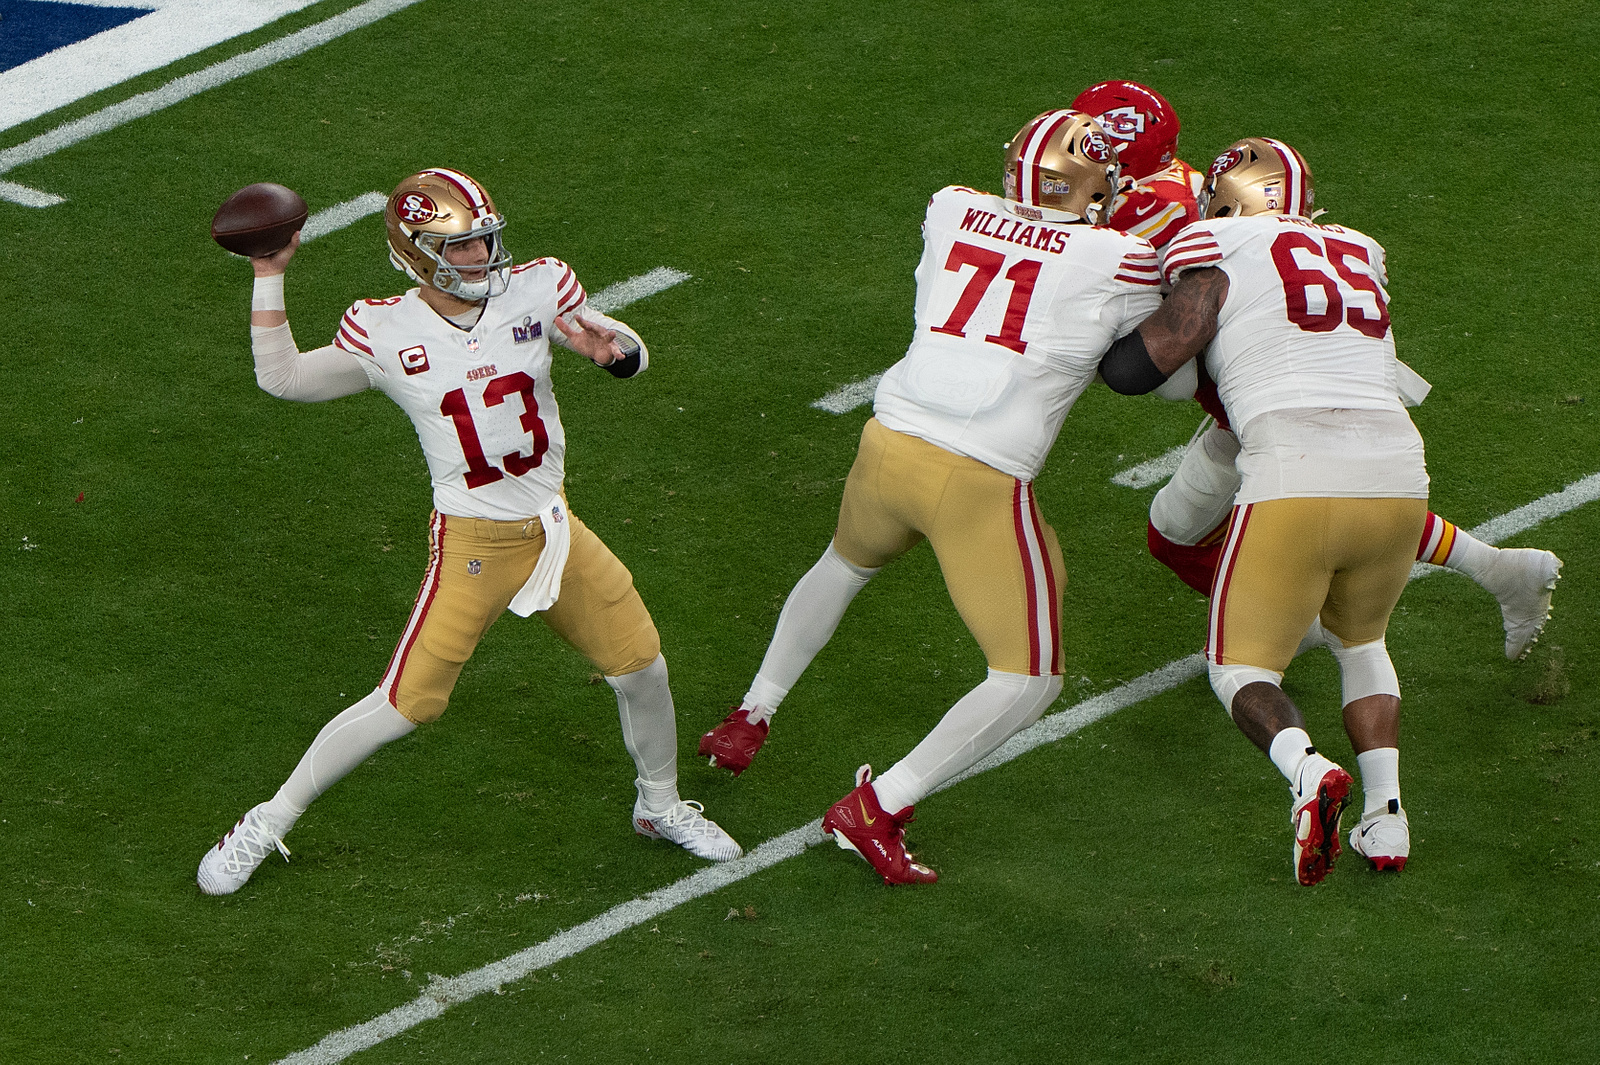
xmin=395 ymin=689 xmax=448 ymax=725
xmin=1330 ymin=638 xmax=1400 ymax=705
xmin=989 ymin=669 xmax=1063 ymax=728
xmin=1209 ymin=662 xmax=1284 ymax=715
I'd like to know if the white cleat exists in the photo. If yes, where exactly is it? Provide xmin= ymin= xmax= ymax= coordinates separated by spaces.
xmin=633 ymin=799 xmax=743 ymax=862
xmin=1479 ymin=548 xmax=1563 ymax=660
xmin=1348 ymin=800 xmax=1410 ymax=872
xmin=197 ymin=803 xmax=290 ymax=896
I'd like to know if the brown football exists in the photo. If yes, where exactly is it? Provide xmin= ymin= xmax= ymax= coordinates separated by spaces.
xmin=211 ymin=182 xmax=308 ymax=257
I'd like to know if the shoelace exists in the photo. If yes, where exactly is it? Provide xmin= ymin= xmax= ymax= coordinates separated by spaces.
xmin=219 ymin=814 xmax=291 ymax=873
xmin=656 ymin=801 xmax=722 ymax=840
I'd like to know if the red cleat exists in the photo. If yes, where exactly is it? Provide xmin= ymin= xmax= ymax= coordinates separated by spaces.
xmin=1290 ymin=754 xmax=1353 ymax=886
xmin=820 ymin=765 xmax=938 ymax=885
xmin=698 ymin=707 xmax=769 ymax=777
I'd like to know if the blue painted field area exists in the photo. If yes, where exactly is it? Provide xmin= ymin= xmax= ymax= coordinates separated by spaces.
xmin=0 ymin=0 xmax=152 ymax=73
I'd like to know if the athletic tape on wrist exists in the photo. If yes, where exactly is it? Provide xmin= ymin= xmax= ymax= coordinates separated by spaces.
xmin=252 ymin=273 xmax=286 ymax=312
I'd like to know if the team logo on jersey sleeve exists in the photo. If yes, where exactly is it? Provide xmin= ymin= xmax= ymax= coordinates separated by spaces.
xmin=512 ymin=316 xmax=543 ymax=344
xmin=395 ymin=193 xmax=437 ymax=225
xmin=399 ymin=345 xmax=430 ymax=375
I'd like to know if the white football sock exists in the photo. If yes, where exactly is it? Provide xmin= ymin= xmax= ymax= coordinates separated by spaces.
xmin=1268 ymin=727 xmax=1315 ymax=785
xmin=742 ymin=543 xmax=879 ymax=715
xmin=261 ymin=688 xmax=417 ymax=835
xmin=870 ymin=671 xmax=1061 ymax=813
xmin=1356 ymin=747 xmax=1401 ymax=815
xmin=1443 ymin=528 xmax=1498 ymax=583
xmin=608 ymin=655 xmax=680 ymax=814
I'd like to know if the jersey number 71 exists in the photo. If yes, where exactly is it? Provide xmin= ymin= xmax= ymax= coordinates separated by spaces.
xmin=929 ymin=241 xmax=1043 ymax=355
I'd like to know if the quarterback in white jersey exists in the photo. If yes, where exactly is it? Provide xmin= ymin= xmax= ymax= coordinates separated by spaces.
xmin=699 ymin=111 xmax=1161 ymax=885
xmin=198 ymin=168 xmax=740 ymax=897
xmin=1101 ymin=138 xmax=1441 ymax=885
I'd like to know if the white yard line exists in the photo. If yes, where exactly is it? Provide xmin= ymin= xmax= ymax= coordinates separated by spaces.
xmin=274 ymin=465 xmax=1600 ymax=1065
xmin=0 ymin=180 xmax=65 ymax=208
xmin=811 ymin=372 xmax=883 ymax=414
xmin=587 ymin=266 xmax=692 ymax=314
xmin=0 ymin=0 xmax=427 ymax=206
xmin=299 ymin=192 xmax=386 ymax=242
xmin=1109 ymin=445 xmax=1186 ymax=489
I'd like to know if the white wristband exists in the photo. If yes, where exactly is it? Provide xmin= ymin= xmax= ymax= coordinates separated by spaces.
xmin=251 ymin=273 xmax=286 ymax=312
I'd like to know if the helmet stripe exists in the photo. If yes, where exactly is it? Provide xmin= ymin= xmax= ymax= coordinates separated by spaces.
xmin=1262 ymin=139 xmax=1308 ymax=216
xmin=1022 ymin=110 xmax=1076 ymax=206
xmin=422 ymin=167 xmax=492 ymax=219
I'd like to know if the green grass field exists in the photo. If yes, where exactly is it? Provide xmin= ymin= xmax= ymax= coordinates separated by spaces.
xmin=2 ymin=1 xmax=1597 ymax=1061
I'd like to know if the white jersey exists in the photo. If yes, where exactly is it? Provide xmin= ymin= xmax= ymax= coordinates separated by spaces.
xmin=1162 ymin=214 xmax=1427 ymax=502
xmin=874 ymin=186 xmax=1163 ymax=481
xmin=332 ymin=258 xmax=639 ymax=521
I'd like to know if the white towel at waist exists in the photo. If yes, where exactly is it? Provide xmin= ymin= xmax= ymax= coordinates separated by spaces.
xmin=507 ymin=498 xmax=571 ymax=616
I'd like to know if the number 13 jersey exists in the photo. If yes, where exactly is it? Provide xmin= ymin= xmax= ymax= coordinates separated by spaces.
xmin=873 ymin=185 xmax=1163 ymax=482
xmin=332 ymin=258 xmax=631 ymax=521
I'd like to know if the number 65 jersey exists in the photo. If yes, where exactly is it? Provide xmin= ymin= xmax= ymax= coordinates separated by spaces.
xmin=873 ymin=185 xmax=1163 ymax=481
xmin=1161 ymin=214 xmax=1428 ymax=504
xmin=332 ymin=259 xmax=641 ymax=521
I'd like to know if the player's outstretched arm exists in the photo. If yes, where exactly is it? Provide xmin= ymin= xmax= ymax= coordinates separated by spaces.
xmin=1099 ymin=267 xmax=1229 ymax=395
xmin=247 ymin=232 xmax=370 ymax=403
xmin=553 ymin=308 xmax=648 ymax=379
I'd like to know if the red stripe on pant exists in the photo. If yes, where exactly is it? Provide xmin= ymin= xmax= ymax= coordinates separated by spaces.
xmin=1022 ymin=484 xmax=1061 ymax=675
xmin=384 ymin=511 xmax=447 ymax=705
xmin=1207 ymin=504 xmax=1253 ymax=665
xmin=1012 ymin=481 xmax=1043 ymax=676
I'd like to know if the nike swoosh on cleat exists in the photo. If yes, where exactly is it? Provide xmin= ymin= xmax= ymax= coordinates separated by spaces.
xmin=858 ymin=798 xmax=876 ymax=826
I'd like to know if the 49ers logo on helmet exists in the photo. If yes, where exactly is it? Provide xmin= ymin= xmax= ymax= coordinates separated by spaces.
xmin=395 ymin=192 xmax=437 ymax=225
xmin=1081 ymin=130 xmax=1113 ymax=163
xmin=1209 ymin=147 xmax=1245 ymax=179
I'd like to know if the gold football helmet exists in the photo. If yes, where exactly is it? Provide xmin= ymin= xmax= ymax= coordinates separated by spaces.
xmin=1198 ymin=138 xmax=1315 ymax=219
xmin=385 ymin=168 xmax=512 ymax=299
xmin=1001 ymin=109 xmax=1120 ymax=224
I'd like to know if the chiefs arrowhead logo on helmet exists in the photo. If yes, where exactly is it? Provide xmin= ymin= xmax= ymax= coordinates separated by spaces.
xmin=1095 ymin=105 xmax=1147 ymax=142
xmin=396 ymin=192 xmax=437 ymax=225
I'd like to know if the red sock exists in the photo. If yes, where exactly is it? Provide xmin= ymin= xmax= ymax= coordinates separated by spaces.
xmin=1148 ymin=520 xmax=1227 ymax=596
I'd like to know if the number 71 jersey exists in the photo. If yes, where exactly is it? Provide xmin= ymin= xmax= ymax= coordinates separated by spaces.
xmin=874 ymin=185 xmax=1164 ymax=482
xmin=333 ymin=259 xmax=586 ymax=521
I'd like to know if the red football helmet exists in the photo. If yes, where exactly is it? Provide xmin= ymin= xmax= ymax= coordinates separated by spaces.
xmin=1070 ymin=81 xmax=1181 ymax=180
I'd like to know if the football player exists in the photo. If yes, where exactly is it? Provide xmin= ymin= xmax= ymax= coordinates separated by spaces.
xmin=1099 ymin=139 xmax=1437 ymax=882
xmin=706 ymin=112 xmax=1163 ymax=884
xmin=197 ymin=168 xmax=740 ymax=896
xmin=1077 ymin=81 xmax=1561 ymax=659
xmin=1071 ymin=80 xmax=1201 ymax=252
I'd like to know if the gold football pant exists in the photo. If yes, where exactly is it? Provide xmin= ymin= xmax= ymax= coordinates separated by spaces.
xmin=380 ymin=507 xmax=661 ymax=724
xmin=832 ymin=418 xmax=1066 ymax=676
xmin=1207 ymin=496 xmax=1428 ymax=672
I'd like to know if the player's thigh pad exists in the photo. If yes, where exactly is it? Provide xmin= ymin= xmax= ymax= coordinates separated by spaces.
xmin=833 ymin=418 xmax=930 ymax=569
xmin=928 ymin=460 xmax=1066 ymax=677
xmin=1207 ymin=498 xmax=1337 ymax=673
xmin=540 ymin=511 xmax=661 ymax=677
xmin=384 ymin=512 xmax=544 ymax=724
xmin=1319 ymin=498 xmax=1428 ymax=646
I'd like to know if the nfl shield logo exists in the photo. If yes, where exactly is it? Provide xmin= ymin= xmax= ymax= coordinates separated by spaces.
xmin=467 ymin=559 xmax=482 ymax=575
xmin=466 ymin=337 xmax=480 ymax=353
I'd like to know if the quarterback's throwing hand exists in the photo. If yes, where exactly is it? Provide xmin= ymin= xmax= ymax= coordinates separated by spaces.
xmin=554 ymin=313 xmax=624 ymax=366
xmin=251 ymin=231 xmax=301 ymax=278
